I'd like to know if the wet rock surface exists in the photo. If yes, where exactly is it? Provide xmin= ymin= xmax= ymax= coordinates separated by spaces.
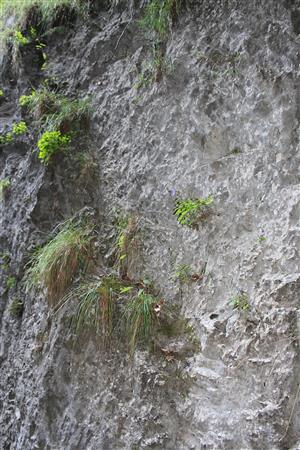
xmin=1 ymin=0 xmax=300 ymax=448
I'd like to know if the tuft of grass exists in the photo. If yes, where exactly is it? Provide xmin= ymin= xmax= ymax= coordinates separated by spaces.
xmin=6 ymin=276 xmax=16 ymax=289
xmin=139 ymin=0 xmax=182 ymax=41
xmin=9 ymin=297 xmax=23 ymax=317
xmin=19 ymin=84 xmax=90 ymax=132
xmin=0 ymin=0 xmax=88 ymax=41
xmin=115 ymin=214 xmax=139 ymax=278
xmin=25 ymin=221 xmax=94 ymax=306
xmin=123 ymin=289 xmax=158 ymax=355
xmin=173 ymin=264 xmax=192 ymax=283
xmin=0 ymin=177 xmax=11 ymax=199
xmin=174 ymin=195 xmax=213 ymax=228
xmin=61 ymin=276 xmax=122 ymax=341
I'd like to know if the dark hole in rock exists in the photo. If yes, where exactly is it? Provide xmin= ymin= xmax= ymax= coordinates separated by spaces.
xmin=210 ymin=313 xmax=219 ymax=320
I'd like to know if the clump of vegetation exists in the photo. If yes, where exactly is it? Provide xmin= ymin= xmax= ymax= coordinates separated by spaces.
xmin=139 ymin=0 xmax=181 ymax=41
xmin=0 ymin=121 xmax=27 ymax=146
xmin=230 ymin=292 xmax=249 ymax=311
xmin=12 ymin=121 xmax=28 ymax=135
xmin=61 ymin=276 xmax=122 ymax=341
xmin=0 ymin=178 xmax=11 ymax=199
xmin=115 ymin=214 xmax=139 ymax=278
xmin=0 ymin=89 xmax=4 ymax=97
xmin=123 ymin=289 xmax=159 ymax=355
xmin=174 ymin=195 xmax=213 ymax=228
xmin=14 ymin=30 xmax=29 ymax=46
xmin=174 ymin=264 xmax=192 ymax=283
xmin=37 ymin=130 xmax=70 ymax=163
xmin=0 ymin=0 xmax=88 ymax=42
xmin=9 ymin=298 xmax=23 ymax=318
xmin=19 ymin=84 xmax=90 ymax=132
xmin=25 ymin=221 xmax=94 ymax=306
xmin=6 ymin=276 xmax=16 ymax=290
xmin=0 ymin=252 xmax=11 ymax=270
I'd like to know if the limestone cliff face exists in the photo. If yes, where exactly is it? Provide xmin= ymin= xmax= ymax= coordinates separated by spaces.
xmin=1 ymin=1 xmax=300 ymax=448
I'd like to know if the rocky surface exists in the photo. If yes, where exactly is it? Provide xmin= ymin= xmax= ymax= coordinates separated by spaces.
xmin=1 ymin=0 xmax=300 ymax=448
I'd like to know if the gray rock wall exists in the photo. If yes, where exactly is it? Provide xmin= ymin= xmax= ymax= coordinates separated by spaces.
xmin=1 ymin=1 xmax=300 ymax=448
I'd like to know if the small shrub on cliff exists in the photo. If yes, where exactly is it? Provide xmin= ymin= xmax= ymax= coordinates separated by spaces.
xmin=230 ymin=292 xmax=249 ymax=311
xmin=37 ymin=130 xmax=70 ymax=163
xmin=0 ymin=178 xmax=11 ymax=199
xmin=9 ymin=298 xmax=24 ymax=318
xmin=174 ymin=195 xmax=213 ymax=228
xmin=14 ymin=30 xmax=29 ymax=46
xmin=0 ymin=89 xmax=4 ymax=97
xmin=12 ymin=121 xmax=28 ymax=135
xmin=25 ymin=221 xmax=94 ymax=305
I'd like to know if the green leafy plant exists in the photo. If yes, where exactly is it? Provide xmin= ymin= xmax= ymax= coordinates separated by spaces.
xmin=25 ymin=221 xmax=94 ymax=305
xmin=0 ymin=252 xmax=11 ymax=270
xmin=230 ymin=292 xmax=249 ymax=311
xmin=0 ymin=89 xmax=4 ymax=97
xmin=14 ymin=30 xmax=29 ymax=46
xmin=174 ymin=264 xmax=192 ymax=283
xmin=9 ymin=298 xmax=23 ymax=317
xmin=0 ymin=178 xmax=11 ymax=199
xmin=6 ymin=276 xmax=16 ymax=289
xmin=12 ymin=121 xmax=28 ymax=135
xmin=174 ymin=195 xmax=213 ymax=228
xmin=37 ymin=130 xmax=70 ymax=163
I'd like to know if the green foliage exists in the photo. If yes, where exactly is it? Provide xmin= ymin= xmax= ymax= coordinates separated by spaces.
xmin=230 ymin=293 xmax=249 ymax=311
xmin=20 ymin=85 xmax=90 ymax=132
xmin=0 ymin=0 xmax=88 ymax=41
xmin=115 ymin=214 xmax=139 ymax=277
xmin=6 ymin=276 xmax=16 ymax=289
xmin=0 ymin=89 xmax=4 ymax=97
xmin=62 ymin=276 xmax=123 ymax=340
xmin=12 ymin=121 xmax=27 ymax=135
xmin=0 ymin=132 xmax=12 ymax=145
xmin=0 ymin=178 xmax=11 ymax=199
xmin=123 ymin=289 xmax=158 ymax=355
xmin=0 ymin=251 xmax=11 ymax=270
xmin=9 ymin=298 xmax=23 ymax=317
xmin=37 ymin=130 xmax=70 ymax=163
xmin=174 ymin=195 xmax=213 ymax=227
xmin=140 ymin=0 xmax=181 ymax=41
xmin=174 ymin=264 xmax=192 ymax=283
xmin=14 ymin=30 xmax=29 ymax=46
xmin=25 ymin=221 xmax=94 ymax=305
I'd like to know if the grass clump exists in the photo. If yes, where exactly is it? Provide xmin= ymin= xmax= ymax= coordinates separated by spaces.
xmin=37 ymin=130 xmax=70 ymax=163
xmin=19 ymin=84 xmax=90 ymax=132
xmin=6 ymin=276 xmax=16 ymax=289
xmin=115 ymin=214 xmax=139 ymax=278
xmin=140 ymin=0 xmax=181 ymax=41
xmin=173 ymin=264 xmax=192 ymax=283
xmin=174 ymin=195 xmax=213 ymax=228
xmin=123 ymin=289 xmax=158 ymax=355
xmin=0 ymin=0 xmax=87 ymax=40
xmin=9 ymin=297 xmax=23 ymax=317
xmin=25 ymin=221 xmax=94 ymax=306
xmin=61 ymin=276 xmax=122 ymax=341
xmin=0 ymin=177 xmax=11 ymax=199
